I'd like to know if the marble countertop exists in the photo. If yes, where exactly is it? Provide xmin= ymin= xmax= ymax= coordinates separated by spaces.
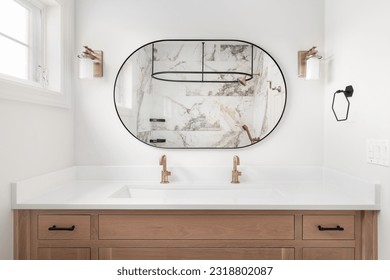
xmin=11 ymin=166 xmax=381 ymax=210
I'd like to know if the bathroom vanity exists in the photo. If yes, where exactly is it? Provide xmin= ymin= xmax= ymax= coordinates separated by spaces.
xmin=14 ymin=209 xmax=377 ymax=260
xmin=12 ymin=166 xmax=380 ymax=260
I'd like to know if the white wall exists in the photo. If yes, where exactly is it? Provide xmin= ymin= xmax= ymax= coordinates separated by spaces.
xmin=324 ymin=0 xmax=390 ymax=259
xmin=0 ymin=100 xmax=73 ymax=259
xmin=1 ymin=0 xmax=387 ymax=260
xmin=75 ymin=0 xmax=324 ymax=166
xmin=0 ymin=0 xmax=75 ymax=260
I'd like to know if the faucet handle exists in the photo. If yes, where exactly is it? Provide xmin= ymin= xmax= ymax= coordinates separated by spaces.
xmin=161 ymin=171 xmax=171 ymax=183
xmin=231 ymin=170 xmax=241 ymax=184
xmin=160 ymin=155 xmax=171 ymax=184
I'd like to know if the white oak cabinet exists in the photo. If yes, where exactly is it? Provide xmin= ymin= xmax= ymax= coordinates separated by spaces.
xmin=14 ymin=210 xmax=378 ymax=260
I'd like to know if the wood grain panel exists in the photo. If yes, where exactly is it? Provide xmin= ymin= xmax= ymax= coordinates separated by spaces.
xmin=303 ymin=215 xmax=354 ymax=240
xmin=99 ymin=214 xmax=294 ymax=240
xmin=303 ymin=248 xmax=354 ymax=260
xmin=38 ymin=248 xmax=91 ymax=260
xmin=14 ymin=210 xmax=378 ymax=260
xmin=99 ymin=247 xmax=295 ymax=260
xmin=14 ymin=210 xmax=31 ymax=259
xmin=361 ymin=211 xmax=378 ymax=259
xmin=38 ymin=215 xmax=91 ymax=240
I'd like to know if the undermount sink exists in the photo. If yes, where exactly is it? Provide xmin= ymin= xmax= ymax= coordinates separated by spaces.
xmin=109 ymin=183 xmax=283 ymax=203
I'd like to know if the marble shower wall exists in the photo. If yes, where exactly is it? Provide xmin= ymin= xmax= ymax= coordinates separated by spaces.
xmin=115 ymin=41 xmax=286 ymax=148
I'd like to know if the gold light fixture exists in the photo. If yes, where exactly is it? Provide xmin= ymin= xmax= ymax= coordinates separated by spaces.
xmin=78 ymin=46 xmax=103 ymax=79
xmin=298 ymin=46 xmax=322 ymax=80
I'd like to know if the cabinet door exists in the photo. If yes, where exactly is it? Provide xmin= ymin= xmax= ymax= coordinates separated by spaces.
xmin=99 ymin=247 xmax=294 ymax=260
xmin=303 ymin=248 xmax=354 ymax=260
xmin=38 ymin=248 xmax=91 ymax=260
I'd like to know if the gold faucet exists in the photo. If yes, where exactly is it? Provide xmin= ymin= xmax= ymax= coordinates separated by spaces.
xmin=231 ymin=155 xmax=242 ymax=184
xmin=159 ymin=155 xmax=171 ymax=184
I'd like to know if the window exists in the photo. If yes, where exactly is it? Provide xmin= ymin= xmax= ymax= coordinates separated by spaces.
xmin=0 ymin=0 xmax=43 ymax=84
xmin=0 ymin=0 xmax=72 ymax=108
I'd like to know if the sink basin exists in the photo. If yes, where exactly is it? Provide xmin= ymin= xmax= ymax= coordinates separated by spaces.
xmin=109 ymin=183 xmax=283 ymax=203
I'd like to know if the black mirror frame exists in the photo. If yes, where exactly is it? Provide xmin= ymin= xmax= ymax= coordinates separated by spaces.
xmin=113 ymin=39 xmax=287 ymax=149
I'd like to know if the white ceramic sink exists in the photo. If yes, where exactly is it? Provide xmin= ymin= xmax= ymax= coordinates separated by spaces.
xmin=109 ymin=183 xmax=283 ymax=204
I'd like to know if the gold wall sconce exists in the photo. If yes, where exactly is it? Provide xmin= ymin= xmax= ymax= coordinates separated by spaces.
xmin=298 ymin=46 xmax=322 ymax=80
xmin=78 ymin=46 xmax=103 ymax=79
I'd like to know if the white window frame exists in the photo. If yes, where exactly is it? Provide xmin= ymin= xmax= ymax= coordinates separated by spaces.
xmin=0 ymin=0 xmax=42 ymax=82
xmin=0 ymin=0 xmax=73 ymax=108
xmin=27 ymin=0 xmax=44 ymax=82
xmin=22 ymin=0 xmax=43 ymax=83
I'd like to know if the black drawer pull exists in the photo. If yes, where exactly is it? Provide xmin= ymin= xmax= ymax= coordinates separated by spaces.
xmin=48 ymin=225 xmax=75 ymax=231
xmin=318 ymin=225 xmax=344 ymax=231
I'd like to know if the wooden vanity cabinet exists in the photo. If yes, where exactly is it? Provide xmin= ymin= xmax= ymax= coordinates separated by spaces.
xmin=14 ymin=210 xmax=378 ymax=260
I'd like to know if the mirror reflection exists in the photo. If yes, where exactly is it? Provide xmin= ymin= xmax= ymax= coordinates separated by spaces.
xmin=114 ymin=40 xmax=287 ymax=148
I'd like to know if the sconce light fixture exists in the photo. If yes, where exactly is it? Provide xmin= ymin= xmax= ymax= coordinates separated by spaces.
xmin=298 ymin=46 xmax=322 ymax=80
xmin=332 ymin=85 xmax=354 ymax=121
xmin=78 ymin=46 xmax=103 ymax=79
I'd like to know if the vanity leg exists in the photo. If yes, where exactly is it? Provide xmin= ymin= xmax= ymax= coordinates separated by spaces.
xmin=361 ymin=210 xmax=378 ymax=260
xmin=14 ymin=210 xmax=32 ymax=260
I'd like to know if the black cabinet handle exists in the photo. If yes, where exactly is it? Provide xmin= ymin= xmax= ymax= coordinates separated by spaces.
xmin=318 ymin=225 xmax=344 ymax=231
xmin=48 ymin=225 xmax=75 ymax=231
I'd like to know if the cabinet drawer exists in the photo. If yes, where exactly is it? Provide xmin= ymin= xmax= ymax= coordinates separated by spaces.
xmin=303 ymin=215 xmax=354 ymax=240
xmin=38 ymin=215 xmax=91 ymax=240
xmin=99 ymin=214 xmax=294 ymax=240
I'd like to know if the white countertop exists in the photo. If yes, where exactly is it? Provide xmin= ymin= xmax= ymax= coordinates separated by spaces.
xmin=11 ymin=166 xmax=381 ymax=210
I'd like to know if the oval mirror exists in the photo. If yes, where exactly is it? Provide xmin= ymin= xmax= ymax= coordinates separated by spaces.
xmin=114 ymin=39 xmax=287 ymax=148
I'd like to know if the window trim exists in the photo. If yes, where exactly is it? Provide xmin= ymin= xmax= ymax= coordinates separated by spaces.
xmin=0 ymin=0 xmax=73 ymax=108
xmin=26 ymin=0 xmax=44 ymax=82
xmin=0 ymin=0 xmax=43 ymax=83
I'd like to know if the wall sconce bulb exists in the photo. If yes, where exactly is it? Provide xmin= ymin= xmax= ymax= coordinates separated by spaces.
xmin=78 ymin=46 xmax=103 ymax=79
xmin=298 ymin=46 xmax=322 ymax=80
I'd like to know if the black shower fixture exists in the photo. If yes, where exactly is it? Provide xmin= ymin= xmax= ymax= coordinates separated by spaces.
xmin=151 ymin=40 xmax=255 ymax=84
